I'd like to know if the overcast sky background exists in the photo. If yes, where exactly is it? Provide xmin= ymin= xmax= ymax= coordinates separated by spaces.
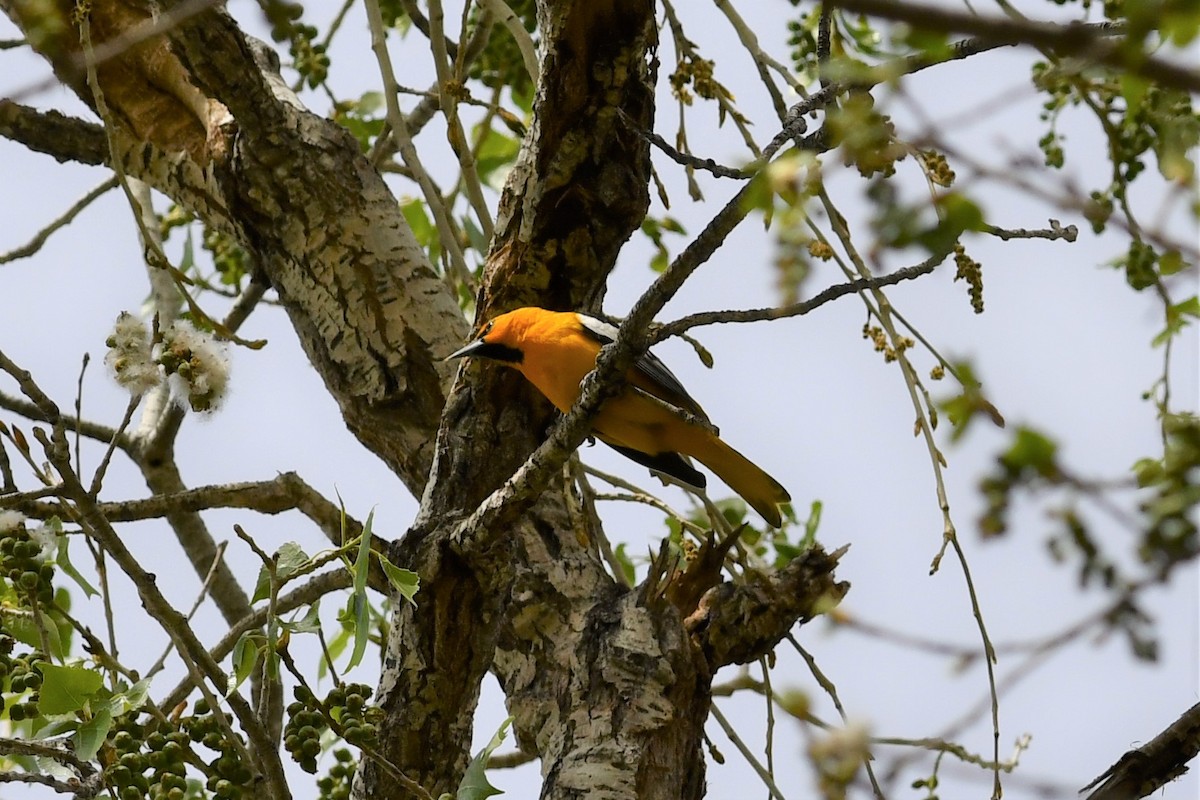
xmin=1 ymin=1 xmax=1197 ymax=799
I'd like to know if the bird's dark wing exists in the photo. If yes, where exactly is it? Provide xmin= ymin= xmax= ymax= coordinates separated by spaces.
xmin=575 ymin=313 xmax=709 ymax=421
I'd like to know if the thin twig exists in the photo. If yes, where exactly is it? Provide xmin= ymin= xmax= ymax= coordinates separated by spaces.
xmin=709 ymin=702 xmax=789 ymax=800
xmin=144 ymin=540 xmax=230 ymax=680
xmin=87 ymin=395 xmax=140 ymax=497
xmin=0 ymin=177 xmax=117 ymax=264
xmin=789 ymin=634 xmax=885 ymax=797
xmin=364 ymin=0 xmax=473 ymax=287
xmin=159 ymin=569 xmax=351 ymax=712
xmin=427 ymin=0 xmax=495 ymax=243
xmin=653 ymin=255 xmax=945 ymax=342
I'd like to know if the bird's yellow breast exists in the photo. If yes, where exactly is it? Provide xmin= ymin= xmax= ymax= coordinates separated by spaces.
xmin=513 ymin=319 xmax=601 ymax=414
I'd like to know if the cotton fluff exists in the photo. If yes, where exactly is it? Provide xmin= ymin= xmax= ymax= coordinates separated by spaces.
xmin=160 ymin=320 xmax=231 ymax=413
xmin=0 ymin=510 xmax=25 ymax=534
xmin=104 ymin=312 xmax=162 ymax=396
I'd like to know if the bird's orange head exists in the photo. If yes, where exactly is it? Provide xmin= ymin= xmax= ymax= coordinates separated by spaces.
xmin=446 ymin=307 xmax=549 ymax=364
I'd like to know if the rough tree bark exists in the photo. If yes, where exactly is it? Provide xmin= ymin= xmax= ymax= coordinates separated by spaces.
xmin=0 ymin=1 xmax=847 ymax=798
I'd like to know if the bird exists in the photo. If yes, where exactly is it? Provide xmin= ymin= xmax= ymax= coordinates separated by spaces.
xmin=447 ymin=307 xmax=791 ymax=527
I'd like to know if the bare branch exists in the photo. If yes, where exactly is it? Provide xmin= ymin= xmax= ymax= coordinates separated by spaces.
xmin=8 ymin=472 xmax=356 ymax=542
xmin=1083 ymin=701 xmax=1200 ymax=800
xmin=0 ymin=100 xmax=108 ymax=166
xmin=654 ymin=255 xmax=946 ymax=342
xmin=824 ymin=0 xmax=1199 ymax=93
xmin=0 ymin=177 xmax=118 ymax=264
xmin=0 ymin=734 xmax=94 ymax=774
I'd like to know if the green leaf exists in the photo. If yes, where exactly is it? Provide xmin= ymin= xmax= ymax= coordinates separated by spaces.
xmin=800 ymin=500 xmax=822 ymax=550
xmin=95 ymin=677 xmax=153 ymax=719
xmin=227 ymin=632 xmax=262 ymax=696
xmin=286 ymin=601 xmax=323 ymax=635
xmin=6 ymin=608 xmax=65 ymax=659
xmin=54 ymin=522 xmax=97 ymax=598
xmin=75 ymin=707 xmax=112 ymax=761
xmin=319 ymin=624 xmax=352 ymax=680
xmin=463 ymin=215 xmax=489 ymax=257
xmin=179 ymin=227 xmax=195 ymax=274
xmin=714 ymin=497 xmax=747 ymax=526
xmin=917 ymin=193 xmax=986 ymax=258
xmin=474 ymin=124 xmax=521 ymax=189
xmin=457 ymin=717 xmax=513 ymax=800
xmin=1152 ymin=294 xmax=1199 ymax=346
xmin=900 ymin=27 xmax=952 ymax=59
xmin=1132 ymin=457 xmax=1165 ymax=487
xmin=352 ymin=511 xmax=375 ymax=597
xmin=341 ymin=592 xmax=370 ymax=671
xmin=253 ymin=542 xmax=311 ymax=603
xmin=338 ymin=503 xmax=375 ymax=671
xmin=338 ymin=91 xmax=386 ymax=151
xmin=39 ymin=663 xmax=104 ymax=715
xmin=740 ymin=171 xmax=777 ymax=217
xmin=125 ymin=678 xmax=151 ymax=710
xmin=613 ymin=543 xmax=636 ymax=586
xmin=356 ymin=91 xmax=384 ymax=115
xmin=275 ymin=542 xmax=311 ymax=581
xmin=401 ymin=198 xmax=440 ymax=262
xmin=376 ymin=553 xmax=420 ymax=606
xmin=1003 ymin=428 xmax=1059 ymax=477
xmin=1158 ymin=251 xmax=1186 ymax=277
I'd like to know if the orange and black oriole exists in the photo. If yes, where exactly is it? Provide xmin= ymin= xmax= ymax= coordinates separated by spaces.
xmin=448 ymin=307 xmax=791 ymax=527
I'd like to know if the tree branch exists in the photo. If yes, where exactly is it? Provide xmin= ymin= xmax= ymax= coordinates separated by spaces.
xmin=687 ymin=545 xmax=849 ymax=669
xmin=0 ymin=100 xmax=107 ymax=166
xmin=824 ymin=0 xmax=1200 ymax=93
xmin=1083 ymin=701 xmax=1200 ymax=800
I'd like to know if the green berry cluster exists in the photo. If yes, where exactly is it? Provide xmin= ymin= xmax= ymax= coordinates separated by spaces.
xmin=284 ymin=683 xmax=381 ymax=774
xmin=1 ymin=641 xmax=43 ymax=722
xmin=316 ymin=748 xmax=356 ymax=800
xmin=187 ymin=700 xmax=251 ymax=800
xmin=332 ymin=683 xmax=381 ymax=748
xmin=1 ymin=522 xmax=54 ymax=604
xmin=262 ymin=1 xmax=329 ymax=88
xmin=104 ymin=715 xmax=153 ymax=800
xmin=202 ymin=227 xmax=251 ymax=288
xmin=144 ymin=724 xmax=192 ymax=800
xmin=104 ymin=701 xmax=252 ymax=800
xmin=284 ymin=686 xmax=325 ymax=773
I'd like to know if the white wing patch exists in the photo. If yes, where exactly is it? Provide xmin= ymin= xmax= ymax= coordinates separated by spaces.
xmin=575 ymin=313 xmax=707 ymax=419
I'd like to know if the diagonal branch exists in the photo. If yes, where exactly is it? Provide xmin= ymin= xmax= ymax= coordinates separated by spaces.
xmin=1083 ymin=701 xmax=1200 ymax=800
xmin=824 ymin=0 xmax=1200 ymax=93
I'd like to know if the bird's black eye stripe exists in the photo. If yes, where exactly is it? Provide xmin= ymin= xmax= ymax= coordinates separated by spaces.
xmin=481 ymin=320 xmax=494 ymax=338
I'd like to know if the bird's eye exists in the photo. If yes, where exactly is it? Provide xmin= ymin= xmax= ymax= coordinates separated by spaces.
xmin=481 ymin=321 xmax=494 ymax=338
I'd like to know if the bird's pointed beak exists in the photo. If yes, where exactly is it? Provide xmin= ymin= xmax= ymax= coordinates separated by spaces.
xmin=444 ymin=338 xmax=486 ymax=362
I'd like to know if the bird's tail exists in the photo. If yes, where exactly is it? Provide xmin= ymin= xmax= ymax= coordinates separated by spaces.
xmin=689 ymin=433 xmax=791 ymax=528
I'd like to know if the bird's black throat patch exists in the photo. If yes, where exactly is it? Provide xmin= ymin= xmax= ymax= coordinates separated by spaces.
xmin=472 ymin=341 xmax=524 ymax=364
